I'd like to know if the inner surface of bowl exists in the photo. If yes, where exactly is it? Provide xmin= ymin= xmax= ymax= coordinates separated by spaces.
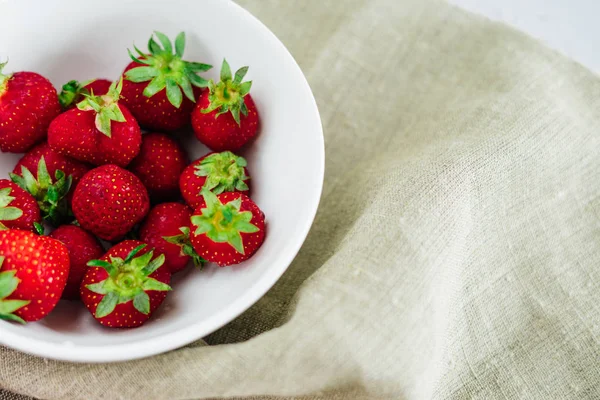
xmin=0 ymin=0 xmax=323 ymax=362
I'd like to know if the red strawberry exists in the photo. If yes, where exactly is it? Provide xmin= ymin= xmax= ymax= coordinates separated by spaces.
xmin=121 ymin=31 xmax=212 ymax=132
xmin=0 ymin=230 xmax=69 ymax=322
xmin=128 ymin=133 xmax=188 ymax=200
xmin=72 ymin=164 xmax=150 ymax=241
xmin=180 ymin=151 xmax=250 ymax=209
xmin=190 ymin=191 xmax=265 ymax=266
xmin=58 ymin=79 xmax=112 ymax=109
xmin=0 ymin=180 xmax=41 ymax=233
xmin=140 ymin=203 xmax=204 ymax=273
xmin=0 ymin=61 xmax=61 ymax=153
xmin=191 ymin=59 xmax=259 ymax=152
xmin=49 ymin=225 xmax=104 ymax=300
xmin=48 ymin=79 xmax=142 ymax=167
xmin=12 ymin=142 xmax=90 ymax=193
xmin=80 ymin=240 xmax=171 ymax=328
xmin=10 ymin=156 xmax=76 ymax=226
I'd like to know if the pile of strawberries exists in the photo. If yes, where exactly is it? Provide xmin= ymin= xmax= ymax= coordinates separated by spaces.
xmin=0 ymin=32 xmax=266 ymax=328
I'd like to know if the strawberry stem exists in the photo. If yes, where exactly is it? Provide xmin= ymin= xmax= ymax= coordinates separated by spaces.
xmin=9 ymin=157 xmax=73 ymax=227
xmin=163 ymin=226 xmax=206 ymax=268
xmin=195 ymin=151 xmax=250 ymax=195
xmin=125 ymin=31 xmax=212 ymax=108
xmin=76 ymin=78 xmax=126 ymax=137
xmin=86 ymin=245 xmax=171 ymax=318
xmin=190 ymin=191 xmax=259 ymax=254
xmin=201 ymin=59 xmax=252 ymax=126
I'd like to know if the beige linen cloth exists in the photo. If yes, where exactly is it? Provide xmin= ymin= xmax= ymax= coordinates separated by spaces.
xmin=2 ymin=0 xmax=600 ymax=398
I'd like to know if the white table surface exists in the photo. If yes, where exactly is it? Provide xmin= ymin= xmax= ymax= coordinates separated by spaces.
xmin=449 ymin=0 xmax=600 ymax=73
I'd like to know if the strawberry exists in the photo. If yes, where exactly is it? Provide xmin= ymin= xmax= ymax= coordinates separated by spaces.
xmin=128 ymin=133 xmax=188 ymax=200
xmin=139 ymin=203 xmax=204 ymax=273
xmin=191 ymin=59 xmax=259 ymax=152
xmin=80 ymin=240 xmax=171 ymax=328
xmin=0 ymin=61 xmax=61 ymax=153
xmin=48 ymin=79 xmax=142 ymax=167
xmin=0 ymin=229 xmax=69 ymax=322
xmin=10 ymin=157 xmax=74 ymax=226
xmin=49 ymin=225 xmax=104 ymax=300
xmin=0 ymin=180 xmax=41 ymax=233
xmin=12 ymin=142 xmax=90 ymax=194
xmin=72 ymin=164 xmax=150 ymax=241
xmin=180 ymin=151 xmax=250 ymax=209
xmin=58 ymin=79 xmax=112 ymax=109
xmin=121 ymin=31 xmax=212 ymax=132
xmin=190 ymin=191 xmax=265 ymax=266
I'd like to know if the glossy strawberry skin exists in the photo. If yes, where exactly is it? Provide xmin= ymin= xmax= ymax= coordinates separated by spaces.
xmin=128 ymin=133 xmax=188 ymax=200
xmin=121 ymin=61 xmax=199 ymax=132
xmin=0 ymin=230 xmax=70 ymax=321
xmin=190 ymin=192 xmax=265 ymax=266
xmin=72 ymin=165 xmax=150 ymax=241
xmin=47 ymin=104 xmax=141 ymax=167
xmin=49 ymin=225 xmax=104 ymax=300
xmin=80 ymin=240 xmax=171 ymax=328
xmin=0 ymin=72 xmax=61 ymax=153
xmin=0 ymin=179 xmax=41 ymax=232
xmin=12 ymin=141 xmax=91 ymax=198
xmin=191 ymin=92 xmax=259 ymax=152
xmin=140 ymin=203 xmax=193 ymax=273
xmin=179 ymin=153 xmax=251 ymax=209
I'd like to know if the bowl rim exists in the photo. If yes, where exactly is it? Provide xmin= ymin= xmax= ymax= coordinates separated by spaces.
xmin=0 ymin=0 xmax=324 ymax=363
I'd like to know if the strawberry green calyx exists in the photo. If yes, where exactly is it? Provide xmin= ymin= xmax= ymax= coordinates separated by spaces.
xmin=0 ymin=258 xmax=29 ymax=324
xmin=10 ymin=157 xmax=72 ymax=227
xmin=0 ymin=60 xmax=11 ymax=95
xmin=86 ymin=245 xmax=171 ymax=318
xmin=196 ymin=151 xmax=249 ymax=194
xmin=0 ymin=187 xmax=23 ymax=230
xmin=201 ymin=59 xmax=252 ymax=126
xmin=77 ymin=78 xmax=125 ymax=137
xmin=191 ymin=191 xmax=259 ymax=254
xmin=58 ymin=79 xmax=94 ymax=109
xmin=163 ymin=226 xmax=206 ymax=268
xmin=125 ymin=31 xmax=212 ymax=108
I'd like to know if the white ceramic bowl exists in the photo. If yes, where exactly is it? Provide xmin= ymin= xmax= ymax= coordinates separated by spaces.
xmin=0 ymin=0 xmax=323 ymax=362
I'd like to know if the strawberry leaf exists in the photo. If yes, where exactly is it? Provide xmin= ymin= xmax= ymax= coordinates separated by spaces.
xmin=191 ymin=192 xmax=259 ymax=254
xmin=0 ymin=265 xmax=29 ymax=324
xmin=133 ymin=291 xmax=150 ymax=315
xmin=202 ymin=59 xmax=253 ymax=127
xmin=125 ymin=31 xmax=212 ymax=107
xmin=174 ymin=32 xmax=186 ymax=58
xmin=95 ymin=291 xmax=119 ymax=318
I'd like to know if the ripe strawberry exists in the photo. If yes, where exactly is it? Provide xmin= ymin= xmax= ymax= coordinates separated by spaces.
xmin=190 ymin=191 xmax=265 ymax=266
xmin=140 ymin=203 xmax=204 ymax=273
xmin=121 ymin=31 xmax=212 ymax=131
xmin=49 ymin=225 xmax=104 ymax=300
xmin=10 ymin=157 xmax=74 ymax=226
xmin=0 ymin=180 xmax=41 ymax=233
xmin=72 ymin=164 xmax=150 ymax=241
xmin=191 ymin=59 xmax=259 ymax=152
xmin=0 ymin=61 xmax=61 ymax=153
xmin=128 ymin=133 xmax=188 ymax=200
xmin=0 ymin=230 xmax=69 ymax=322
xmin=48 ymin=79 xmax=142 ymax=167
xmin=12 ymin=142 xmax=90 ymax=194
xmin=80 ymin=240 xmax=171 ymax=328
xmin=58 ymin=78 xmax=112 ymax=109
xmin=180 ymin=151 xmax=250 ymax=209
